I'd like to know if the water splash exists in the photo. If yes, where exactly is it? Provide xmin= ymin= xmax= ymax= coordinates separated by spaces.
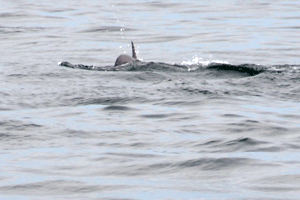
xmin=181 ymin=55 xmax=229 ymax=66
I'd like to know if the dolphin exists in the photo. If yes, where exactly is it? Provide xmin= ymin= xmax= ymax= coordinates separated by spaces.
xmin=114 ymin=41 xmax=137 ymax=66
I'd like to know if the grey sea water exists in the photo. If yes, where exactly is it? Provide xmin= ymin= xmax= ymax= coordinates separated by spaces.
xmin=1 ymin=1 xmax=300 ymax=199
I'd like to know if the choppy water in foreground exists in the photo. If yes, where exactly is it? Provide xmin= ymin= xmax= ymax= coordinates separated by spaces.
xmin=1 ymin=1 xmax=300 ymax=199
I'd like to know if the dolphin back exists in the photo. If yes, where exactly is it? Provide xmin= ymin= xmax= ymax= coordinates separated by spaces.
xmin=114 ymin=54 xmax=135 ymax=66
xmin=114 ymin=41 xmax=138 ymax=66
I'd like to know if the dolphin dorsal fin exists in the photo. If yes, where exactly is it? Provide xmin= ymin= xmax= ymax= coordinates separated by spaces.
xmin=131 ymin=41 xmax=137 ymax=59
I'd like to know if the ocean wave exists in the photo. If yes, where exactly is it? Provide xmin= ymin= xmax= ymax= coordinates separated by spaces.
xmin=58 ymin=60 xmax=271 ymax=76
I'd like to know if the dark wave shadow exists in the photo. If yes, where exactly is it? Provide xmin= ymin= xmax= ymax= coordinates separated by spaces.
xmin=207 ymin=63 xmax=266 ymax=76
xmin=103 ymin=105 xmax=133 ymax=111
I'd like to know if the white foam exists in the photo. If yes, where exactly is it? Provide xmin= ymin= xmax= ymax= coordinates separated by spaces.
xmin=181 ymin=55 xmax=229 ymax=66
xmin=57 ymin=62 xmax=62 ymax=66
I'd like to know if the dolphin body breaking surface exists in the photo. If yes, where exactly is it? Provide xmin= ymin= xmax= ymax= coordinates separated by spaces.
xmin=114 ymin=41 xmax=137 ymax=66
xmin=58 ymin=41 xmax=265 ymax=76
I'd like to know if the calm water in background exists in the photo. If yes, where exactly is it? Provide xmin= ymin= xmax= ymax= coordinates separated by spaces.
xmin=1 ymin=1 xmax=300 ymax=199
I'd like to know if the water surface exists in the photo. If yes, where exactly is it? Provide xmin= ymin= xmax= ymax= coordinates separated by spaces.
xmin=1 ymin=1 xmax=300 ymax=199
